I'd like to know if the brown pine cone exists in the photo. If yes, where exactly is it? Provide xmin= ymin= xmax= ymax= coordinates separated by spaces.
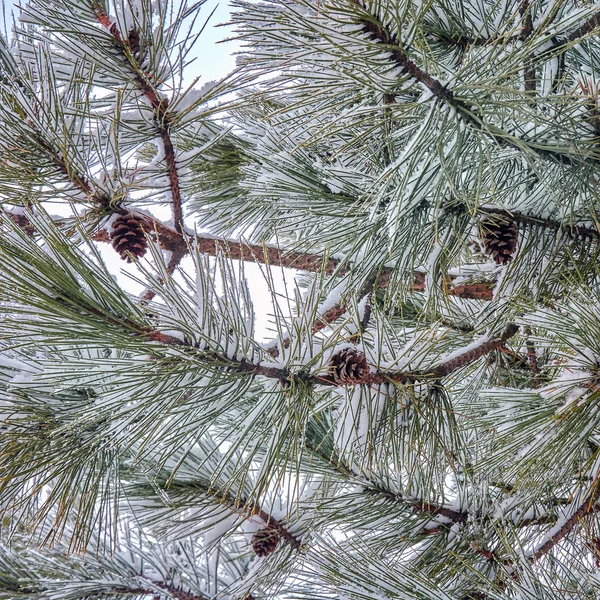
xmin=479 ymin=214 xmax=518 ymax=265
xmin=128 ymin=27 xmax=141 ymax=56
xmin=251 ymin=527 xmax=280 ymax=557
xmin=330 ymin=347 xmax=369 ymax=385
xmin=110 ymin=214 xmax=147 ymax=262
xmin=5 ymin=212 xmax=35 ymax=237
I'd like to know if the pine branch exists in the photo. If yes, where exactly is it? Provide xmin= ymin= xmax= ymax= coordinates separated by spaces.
xmin=34 ymin=133 xmax=94 ymax=197
xmin=425 ymin=8 xmax=600 ymax=52
xmin=362 ymin=486 xmax=469 ymax=524
xmin=93 ymin=7 xmax=184 ymax=233
xmin=318 ymin=323 xmax=519 ymax=386
xmin=134 ymin=477 xmax=302 ymax=552
xmin=427 ymin=324 xmax=519 ymax=379
xmin=308 ymin=443 xmax=563 ymax=541
xmin=147 ymin=323 xmax=519 ymax=388
xmin=350 ymin=0 xmax=591 ymax=164
xmin=105 ymin=215 xmax=495 ymax=299
xmin=78 ymin=290 xmax=516 ymax=389
xmin=482 ymin=207 xmax=600 ymax=240
xmin=542 ymin=10 xmax=600 ymax=56
xmin=529 ymin=479 xmax=600 ymax=562
xmin=519 ymin=0 xmax=536 ymax=94
xmin=131 ymin=578 xmax=211 ymax=600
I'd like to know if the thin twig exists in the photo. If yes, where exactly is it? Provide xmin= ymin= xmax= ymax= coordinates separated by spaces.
xmin=93 ymin=7 xmax=184 ymax=233
xmin=141 ymin=245 xmax=188 ymax=303
xmin=519 ymin=0 xmax=536 ymax=94
xmin=530 ymin=478 xmax=600 ymax=561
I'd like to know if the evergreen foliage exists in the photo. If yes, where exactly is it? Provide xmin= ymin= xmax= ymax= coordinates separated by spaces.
xmin=3 ymin=0 xmax=600 ymax=598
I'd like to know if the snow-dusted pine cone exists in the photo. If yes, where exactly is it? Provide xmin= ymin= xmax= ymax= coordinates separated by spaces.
xmin=330 ymin=348 xmax=369 ymax=385
xmin=251 ymin=527 xmax=280 ymax=557
xmin=110 ymin=214 xmax=147 ymax=262
xmin=479 ymin=214 xmax=518 ymax=265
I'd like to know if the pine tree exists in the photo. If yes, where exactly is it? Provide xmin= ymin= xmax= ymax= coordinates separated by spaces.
xmin=4 ymin=0 xmax=600 ymax=598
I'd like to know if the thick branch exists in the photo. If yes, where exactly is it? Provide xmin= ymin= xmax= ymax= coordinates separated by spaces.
xmin=26 ymin=201 xmax=600 ymax=307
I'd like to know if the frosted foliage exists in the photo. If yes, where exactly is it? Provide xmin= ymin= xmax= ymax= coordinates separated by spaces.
xmin=4 ymin=0 xmax=600 ymax=599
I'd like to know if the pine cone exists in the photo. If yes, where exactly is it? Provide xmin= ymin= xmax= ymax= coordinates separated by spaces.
xmin=251 ymin=527 xmax=280 ymax=557
xmin=330 ymin=348 xmax=369 ymax=385
xmin=479 ymin=214 xmax=518 ymax=265
xmin=6 ymin=212 xmax=35 ymax=237
xmin=110 ymin=214 xmax=147 ymax=262
xmin=128 ymin=27 xmax=141 ymax=57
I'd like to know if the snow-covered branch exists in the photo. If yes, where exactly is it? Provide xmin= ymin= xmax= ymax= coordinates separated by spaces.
xmin=350 ymin=0 xmax=591 ymax=165
xmin=93 ymin=6 xmax=184 ymax=234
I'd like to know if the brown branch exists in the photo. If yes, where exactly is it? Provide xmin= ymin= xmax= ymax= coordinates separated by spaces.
xmin=429 ymin=323 xmax=519 ymax=379
xmin=131 ymin=578 xmax=209 ymax=600
xmin=81 ymin=282 xmax=517 ymax=389
xmin=315 ymin=323 xmax=519 ymax=386
xmin=530 ymin=479 xmax=600 ymax=562
xmin=563 ymin=11 xmax=600 ymax=45
xmin=363 ymin=486 xmax=469 ymax=524
xmin=27 ymin=199 xmax=600 ymax=306
xmin=519 ymin=0 xmax=536 ymax=94
xmin=93 ymin=7 xmax=184 ymax=233
xmin=10 ymin=208 xmax=496 ymax=303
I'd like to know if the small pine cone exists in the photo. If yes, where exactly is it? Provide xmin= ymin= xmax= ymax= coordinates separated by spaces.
xmin=128 ymin=27 xmax=141 ymax=57
xmin=330 ymin=348 xmax=369 ymax=385
xmin=6 ymin=212 xmax=35 ymax=237
xmin=110 ymin=214 xmax=147 ymax=262
xmin=479 ymin=214 xmax=518 ymax=265
xmin=251 ymin=527 xmax=280 ymax=557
